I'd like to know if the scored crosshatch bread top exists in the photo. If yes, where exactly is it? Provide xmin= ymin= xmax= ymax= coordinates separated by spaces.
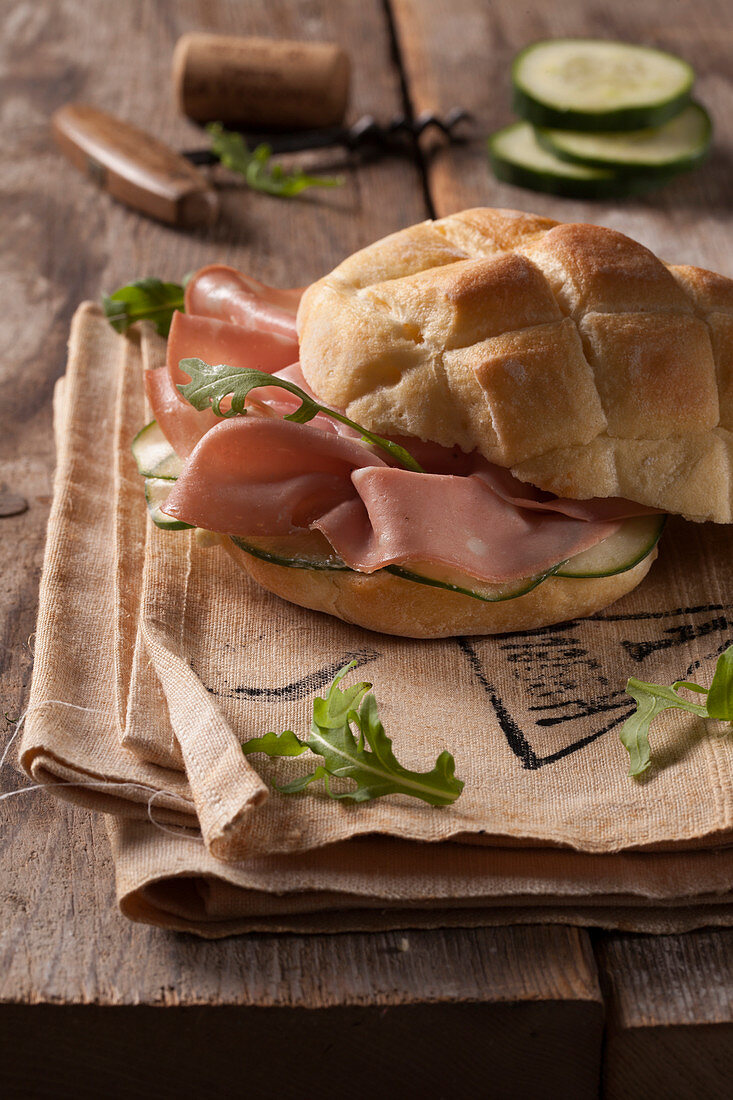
xmin=297 ymin=208 xmax=733 ymax=523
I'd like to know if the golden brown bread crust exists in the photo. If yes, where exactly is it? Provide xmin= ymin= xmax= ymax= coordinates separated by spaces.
xmin=219 ymin=535 xmax=656 ymax=639
xmin=297 ymin=209 xmax=733 ymax=523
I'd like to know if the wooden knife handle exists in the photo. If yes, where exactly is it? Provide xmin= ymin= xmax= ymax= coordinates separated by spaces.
xmin=172 ymin=33 xmax=350 ymax=129
xmin=51 ymin=103 xmax=218 ymax=226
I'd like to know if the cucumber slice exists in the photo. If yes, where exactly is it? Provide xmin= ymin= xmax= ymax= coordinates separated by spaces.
xmin=144 ymin=477 xmax=193 ymax=531
xmin=386 ymin=563 xmax=552 ymax=603
xmin=232 ymin=532 xmax=551 ymax=600
xmin=231 ymin=514 xmax=664 ymax=599
xmin=231 ymin=532 xmax=353 ymax=571
xmin=132 ymin=420 xmax=183 ymax=480
xmin=231 ymin=532 xmax=550 ymax=598
xmin=555 ymin=515 xmax=665 ymax=578
xmin=488 ymin=122 xmax=672 ymax=199
xmin=537 ymin=103 xmax=711 ymax=174
xmin=513 ymin=39 xmax=694 ymax=131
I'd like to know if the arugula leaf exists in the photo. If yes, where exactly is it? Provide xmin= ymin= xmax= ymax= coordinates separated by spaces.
xmin=208 ymin=122 xmax=343 ymax=197
xmin=102 ymin=278 xmax=184 ymax=337
xmin=241 ymin=661 xmax=464 ymax=807
xmin=707 ymin=646 xmax=733 ymax=720
xmin=620 ymin=644 xmax=733 ymax=776
xmin=241 ymin=730 xmax=307 ymax=757
xmin=177 ymin=357 xmax=425 ymax=472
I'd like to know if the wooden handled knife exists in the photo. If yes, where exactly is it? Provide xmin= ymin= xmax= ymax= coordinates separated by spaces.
xmin=52 ymin=103 xmax=219 ymax=227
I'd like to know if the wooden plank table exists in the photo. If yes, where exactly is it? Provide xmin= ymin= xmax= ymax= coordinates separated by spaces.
xmin=0 ymin=1 xmax=730 ymax=1096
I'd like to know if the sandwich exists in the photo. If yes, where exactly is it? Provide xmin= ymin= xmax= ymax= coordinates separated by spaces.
xmin=137 ymin=208 xmax=732 ymax=637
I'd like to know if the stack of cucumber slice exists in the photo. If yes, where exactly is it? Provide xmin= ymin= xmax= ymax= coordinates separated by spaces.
xmin=132 ymin=419 xmax=191 ymax=530
xmin=488 ymin=40 xmax=711 ymax=198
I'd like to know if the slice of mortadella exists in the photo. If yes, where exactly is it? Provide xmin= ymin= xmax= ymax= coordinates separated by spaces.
xmin=161 ymin=417 xmax=387 ymax=535
xmin=315 ymin=466 xmax=622 ymax=581
xmin=162 ymin=415 xmax=644 ymax=582
xmin=167 ymin=310 xmax=298 ymax=387
xmin=471 ymin=461 xmax=660 ymax=521
xmin=184 ymin=264 xmax=302 ymax=340
xmin=146 ymin=309 xmax=302 ymax=457
xmin=144 ymin=368 xmax=219 ymax=459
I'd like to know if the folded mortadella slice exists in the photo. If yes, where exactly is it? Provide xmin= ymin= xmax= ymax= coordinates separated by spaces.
xmin=471 ymin=461 xmax=661 ymax=521
xmin=146 ymin=310 xmax=304 ymax=458
xmin=388 ymin=437 xmax=476 ymax=476
xmin=162 ymin=416 xmax=627 ymax=582
xmin=314 ymin=467 xmax=621 ymax=582
xmin=249 ymin=361 xmax=325 ymax=423
xmin=144 ymin=368 xmax=219 ymax=460
xmin=254 ymin=363 xmax=364 ymax=438
xmin=185 ymin=264 xmax=302 ymax=339
xmin=167 ymin=310 xmax=298 ymax=388
xmin=161 ymin=418 xmax=387 ymax=535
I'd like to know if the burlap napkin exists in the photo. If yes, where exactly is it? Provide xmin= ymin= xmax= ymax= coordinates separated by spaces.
xmin=19 ymin=303 xmax=733 ymax=936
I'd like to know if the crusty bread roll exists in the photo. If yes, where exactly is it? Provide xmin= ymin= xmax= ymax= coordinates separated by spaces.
xmin=298 ymin=208 xmax=733 ymax=524
xmin=220 ymin=535 xmax=657 ymax=639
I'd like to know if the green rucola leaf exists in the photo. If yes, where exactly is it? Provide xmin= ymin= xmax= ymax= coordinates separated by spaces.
xmin=242 ymin=661 xmax=464 ymax=807
xmin=102 ymin=278 xmax=184 ymax=337
xmin=619 ymin=644 xmax=733 ymax=776
xmin=241 ymin=730 xmax=307 ymax=757
xmin=620 ymin=681 xmax=678 ymax=776
xmin=276 ymin=766 xmax=331 ymax=794
xmin=176 ymin=358 xmax=425 ymax=472
xmin=312 ymin=662 xmax=371 ymax=729
xmin=706 ymin=646 xmax=733 ymax=720
xmin=207 ymin=122 xmax=343 ymax=198
xmin=309 ymin=687 xmax=463 ymax=805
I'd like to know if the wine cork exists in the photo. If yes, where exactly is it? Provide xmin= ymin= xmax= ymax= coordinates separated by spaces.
xmin=173 ymin=33 xmax=350 ymax=130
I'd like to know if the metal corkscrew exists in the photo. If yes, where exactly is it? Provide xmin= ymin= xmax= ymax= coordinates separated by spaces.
xmin=183 ymin=108 xmax=474 ymax=162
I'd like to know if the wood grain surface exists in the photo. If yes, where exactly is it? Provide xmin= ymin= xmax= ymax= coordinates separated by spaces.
xmin=0 ymin=998 xmax=601 ymax=1100
xmin=0 ymin=0 xmax=730 ymax=1096
xmin=597 ymin=930 xmax=733 ymax=1100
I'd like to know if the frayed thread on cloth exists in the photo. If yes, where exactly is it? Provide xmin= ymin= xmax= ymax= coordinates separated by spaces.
xmin=0 ymin=700 xmax=202 ymax=843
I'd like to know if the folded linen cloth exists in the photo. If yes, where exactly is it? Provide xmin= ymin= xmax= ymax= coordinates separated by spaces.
xmin=109 ymin=817 xmax=733 ymax=937
xmin=18 ymin=303 xmax=733 ymax=935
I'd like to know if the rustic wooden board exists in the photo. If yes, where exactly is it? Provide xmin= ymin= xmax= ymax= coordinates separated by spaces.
xmin=597 ymin=930 xmax=733 ymax=1099
xmin=0 ymin=919 xmax=603 ymax=1098
xmin=0 ymin=0 xmax=605 ymax=1095
xmin=390 ymin=0 xmax=733 ymax=1091
xmin=1 ymin=997 xmax=601 ymax=1100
